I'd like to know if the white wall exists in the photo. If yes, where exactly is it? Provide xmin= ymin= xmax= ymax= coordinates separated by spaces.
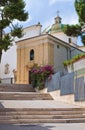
xmin=0 ymin=24 xmax=42 ymax=80
xmin=0 ymin=42 xmax=17 ymax=79
xmin=16 ymin=24 xmax=42 ymax=41
xmin=79 ymin=46 xmax=85 ymax=52
xmin=54 ymin=43 xmax=68 ymax=72
xmin=52 ymin=32 xmax=77 ymax=44
xmin=67 ymin=58 xmax=85 ymax=73
xmin=74 ymin=58 xmax=85 ymax=71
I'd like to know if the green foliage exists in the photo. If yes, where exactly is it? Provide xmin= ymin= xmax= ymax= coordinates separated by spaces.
xmin=63 ymin=53 xmax=85 ymax=66
xmin=63 ymin=60 xmax=73 ymax=67
xmin=2 ymin=34 xmax=12 ymax=51
xmin=63 ymin=0 xmax=85 ymax=45
xmin=0 ymin=78 xmax=1 ymax=83
xmin=0 ymin=0 xmax=28 ymax=62
xmin=0 ymin=19 xmax=10 ymax=29
xmin=0 ymin=34 xmax=12 ymax=50
xmin=11 ymin=24 xmax=23 ymax=38
xmin=31 ymin=64 xmax=54 ymax=90
xmin=63 ymin=24 xmax=81 ymax=36
xmin=75 ymin=0 xmax=85 ymax=23
xmin=4 ymin=0 xmax=28 ymax=21
xmin=81 ymin=35 xmax=85 ymax=45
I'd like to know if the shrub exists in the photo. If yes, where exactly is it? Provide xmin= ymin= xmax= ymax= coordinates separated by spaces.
xmin=31 ymin=64 xmax=54 ymax=90
xmin=63 ymin=53 xmax=85 ymax=67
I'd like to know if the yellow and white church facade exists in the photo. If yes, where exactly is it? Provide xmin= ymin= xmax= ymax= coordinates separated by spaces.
xmin=0 ymin=15 xmax=84 ymax=84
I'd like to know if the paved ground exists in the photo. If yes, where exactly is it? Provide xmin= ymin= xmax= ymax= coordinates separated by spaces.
xmin=0 ymin=100 xmax=81 ymax=108
xmin=0 ymin=95 xmax=84 ymax=130
xmin=0 ymin=123 xmax=85 ymax=130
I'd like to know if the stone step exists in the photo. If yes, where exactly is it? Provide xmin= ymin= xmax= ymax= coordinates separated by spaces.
xmin=0 ymin=108 xmax=85 ymax=116
xmin=0 ymin=118 xmax=85 ymax=124
xmin=0 ymin=114 xmax=85 ymax=120
xmin=0 ymin=111 xmax=84 ymax=115
xmin=0 ymin=83 xmax=84 ymax=124
xmin=0 ymin=108 xmax=85 ymax=112
xmin=0 ymin=107 xmax=85 ymax=124
xmin=0 ymin=84 xmax=35 ymax=92
xmin=0 ymin=92 xmax=53 ymax=100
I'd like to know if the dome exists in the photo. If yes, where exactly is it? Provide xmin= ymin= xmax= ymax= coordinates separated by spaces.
xmin=50 ymin=23 xmax=62 ymax=33
xmin=42 ymin=14 xmax=64 ymax=34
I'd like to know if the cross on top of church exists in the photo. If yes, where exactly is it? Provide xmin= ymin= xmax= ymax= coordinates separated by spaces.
xmin=55 ymin=10 xmax=61 ymax=24
xmin=56 ymin=10 xmax=60 ymax=17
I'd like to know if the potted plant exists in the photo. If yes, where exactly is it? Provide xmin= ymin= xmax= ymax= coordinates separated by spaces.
xmin=63 ymin=53 xmax=85 ymax=67
xmin=31 ymin=64 xmax=54 ymax=90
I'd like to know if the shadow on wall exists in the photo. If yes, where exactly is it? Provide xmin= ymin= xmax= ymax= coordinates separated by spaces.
xmin=0 ymin=103 xmax=4 ymax=108
xmin=0 ymin=124 xmax=56 ymax=130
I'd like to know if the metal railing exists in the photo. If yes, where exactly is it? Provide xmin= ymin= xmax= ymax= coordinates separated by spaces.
xmin=1 ymin=78 xmax=14 ymax=84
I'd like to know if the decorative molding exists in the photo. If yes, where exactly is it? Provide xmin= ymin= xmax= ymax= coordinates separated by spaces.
xmin=4 ymin=63 xmax=10 ymax=74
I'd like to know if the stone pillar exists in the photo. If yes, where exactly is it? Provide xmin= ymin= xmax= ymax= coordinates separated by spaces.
xmin=48 ymin=43 xmax=54 ymax=65
xmin=17 ymin=48 xmax=21 ymax=84
xmin=20 ymin=48 xmax=24 ymax=83
xmin=24 ymin=48 xmax=29 ymax=84
xmin=42 ymin=42 xmax=49 ymax=65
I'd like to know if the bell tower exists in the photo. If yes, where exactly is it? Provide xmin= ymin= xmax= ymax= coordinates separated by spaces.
xmin=50 ymin=11 xmax=62 ymax=33
xmin=55 ymin=11 xmax=62 ymax=24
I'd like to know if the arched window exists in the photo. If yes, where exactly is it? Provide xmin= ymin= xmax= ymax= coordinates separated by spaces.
xmin=30 ymin=49 xmax=34 ymax=60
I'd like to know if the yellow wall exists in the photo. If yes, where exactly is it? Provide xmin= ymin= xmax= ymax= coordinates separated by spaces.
xmin=16 ymin=35 xmax=54 ymax=84
xmin=16 ymin=34 xmax=72 ymax=84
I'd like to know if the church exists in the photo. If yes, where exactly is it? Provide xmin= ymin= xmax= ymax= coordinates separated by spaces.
xmin=0 ymin=14 xmax=84 ymax=84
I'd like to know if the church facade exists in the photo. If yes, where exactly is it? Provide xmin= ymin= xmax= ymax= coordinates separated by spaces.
xmin=16 ymin=34 xmax=69 ymax=84
xmin=16 ymin=33 xmax=84 ymax=84
xmin=0 ymin=14 xmax=84 ymax=84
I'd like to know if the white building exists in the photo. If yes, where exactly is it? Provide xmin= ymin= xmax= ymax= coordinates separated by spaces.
xmin=0 ymin=15 xmax=84 ymax=84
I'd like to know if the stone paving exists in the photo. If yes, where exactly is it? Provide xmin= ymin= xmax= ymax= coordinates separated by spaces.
xmin=0 ymin=86 xmax=85 ymax=129
xmin=0 ymin=123 xmax=85 ymax=130
xmin=0 ymin=100 xmax=85 ymax=130
xmin=0 ymin=100 xmax=81 ymax=108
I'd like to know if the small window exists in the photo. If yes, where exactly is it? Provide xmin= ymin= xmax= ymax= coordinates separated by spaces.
xmin=30 ymin=49 xmax=34 ymax=61
xmin=57 ymin=45 xmax=59 ymax=48
xmin=68 ymin=38 xmax=71 ymax=43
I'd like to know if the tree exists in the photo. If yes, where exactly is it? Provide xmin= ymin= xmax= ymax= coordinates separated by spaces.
xmin=75 ymin=0 xmax=85 ymax=24
xmin=75 ymin=0 xmax=85 ymax=45
xmin=0 ymin=0 xmax=28 ymax=62
xmin=63 ymin=0 xmax=85 ymax=45
xmin=63 ymin=24 xmax=81 ymax=37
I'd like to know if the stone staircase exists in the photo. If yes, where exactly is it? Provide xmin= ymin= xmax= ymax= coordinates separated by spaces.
xmin=0 ymin=84 xmax=85 ymax=124
xmin=0 ymin=92 xmax=53 ymax=100
xmin=0 ymin=84 xmax=35 ymax=92
xmin=0 ymin=108 xmax=85 ymax=124
xmin=0 ymin=84 xmax=52 ymax=100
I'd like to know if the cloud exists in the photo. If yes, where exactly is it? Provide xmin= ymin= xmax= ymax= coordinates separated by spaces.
xmin=49 ymin=0 xmax=57 ymax=5
xmin=63 ymin=15 xmax=79 ymax=25
xmin=24 ymin=0 xmax=31 ymax=10
xmin=69 ymin=18 xmax=79 ymax=25
xmin=24 ymin=0 xmax=42 ymax=10
xmin=49 ymin=0 xmax=73 ymax=5
xmin=21 ymin=15 xmax=32 ymax=27
xmin=11 ymin=14 xmax=32 ymax=26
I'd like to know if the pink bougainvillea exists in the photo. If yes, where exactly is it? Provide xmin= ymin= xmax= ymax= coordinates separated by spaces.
xmin=31 ymin=65 xmax=54 ymax=89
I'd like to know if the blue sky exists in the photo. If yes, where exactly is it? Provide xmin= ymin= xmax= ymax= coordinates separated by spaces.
xmin=23 ymin=0 xmax=79 ymax=29
xmin=19 ymin=0 xmax=82 ymax=46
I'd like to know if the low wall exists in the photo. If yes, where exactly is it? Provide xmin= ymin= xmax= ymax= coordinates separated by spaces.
xmin=41 ymin=71 xmax=85 ymax=107
xmin=67 ymin=57 xmax=85 ymax=73
xmin=1 ymin=77 xmax=14 ymax=84
xmin=50 ymin=90 xmax=85 ymax=107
